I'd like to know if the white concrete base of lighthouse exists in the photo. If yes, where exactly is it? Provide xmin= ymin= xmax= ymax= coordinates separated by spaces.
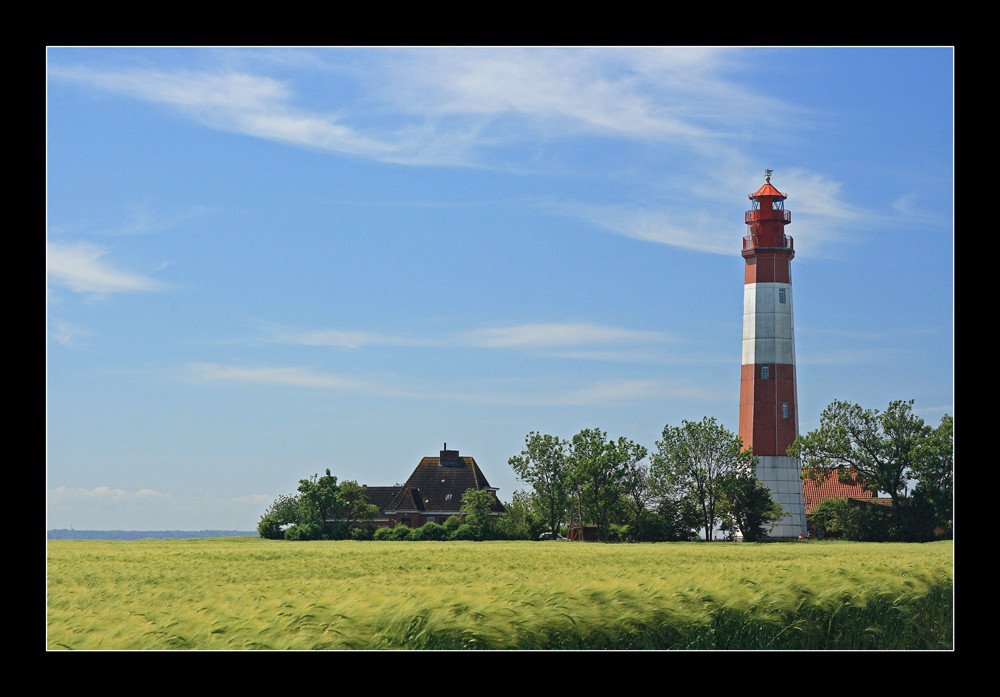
xmin=755 ymin=455 xmax=807 ymax=539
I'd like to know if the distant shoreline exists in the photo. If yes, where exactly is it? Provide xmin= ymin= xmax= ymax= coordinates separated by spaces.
xmin=47 ymin=530 xmax=259 ymax=541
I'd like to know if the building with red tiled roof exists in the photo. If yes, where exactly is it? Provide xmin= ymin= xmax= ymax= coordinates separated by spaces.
xmin=354 ymin=445 xmax=507 ymax=529
xmin=801 ymin=469 xmax=874 ymax=515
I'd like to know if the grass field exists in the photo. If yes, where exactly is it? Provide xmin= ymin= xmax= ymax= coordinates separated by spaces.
xmin=46 ymin=538 xmax=953 ymax=650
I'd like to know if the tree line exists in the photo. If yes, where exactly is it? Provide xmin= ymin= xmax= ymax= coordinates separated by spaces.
xmin=508 ymin=418 xmax=783 ymax=542
xmin=257 ymin=471 xmax=383 ymax=540
xmin=257 ymin=473 xmax=520 ymax=542
xmin=257 ymin=399 xmax=953 ymax=543
xmin=789 ymin=399 xmax=953 ymax=541
xmin=512 ymin=399 xmax=952 ymax=543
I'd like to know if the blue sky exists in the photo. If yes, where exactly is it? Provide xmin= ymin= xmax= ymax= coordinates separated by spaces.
xmin=46 ymin=47 xmax=954 ymax=531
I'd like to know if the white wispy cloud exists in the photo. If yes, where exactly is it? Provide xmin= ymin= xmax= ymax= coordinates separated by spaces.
xmin=48 ymin=49 xmax=855 ymax=255
xmin=49 ymin=64 xmax=404 ymax=162
xmin=262 ymin=321 xmax=672 ymax=352
xmin=263 ymin=326 xmax=426 ymax=349
xmin=889 ymin=189 xmax=952 ymax=230
xmin=49 ymin=320 xmax=93 ymax=347
xmin=569 ymin=203 xmax=734 ymax=255
xmin=559 ymin=163 xmax=864 ymax=257
xmin=773 ymin=169 xmax=867 ymax=230
xmin=188 ymin=363 xmax=375 ymax=392
xmin=460 ymin=323 xmax=671 ymax=348
xmin=46 ymin=241 xmax=165 ymax=294
xmin=114 ymin=201 xmax=212 ymax=236
xmin=186 ymin=361 xmax=687 ymax=408
xmin=47 ymin=48 xmax=798 ymax=168
xmin=461 ymin=378 xmax=731 ymax=407
xmin=378 ymin=48 xmax=719 ymax=141
xmin=48 ymin=486 xmax=172 ymax=504
xmin=376 ymin=47 xmax=809 ymax=141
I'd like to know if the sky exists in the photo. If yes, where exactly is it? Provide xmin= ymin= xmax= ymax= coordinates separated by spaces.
xmin=45 ymin=47 xmax=954 ymax=531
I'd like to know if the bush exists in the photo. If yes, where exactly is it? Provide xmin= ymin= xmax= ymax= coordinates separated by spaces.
xmin=388 ymin=524 xmax=412 ymax=541
xmin=257 ymin=515 xmax=284 ymax=540
xmin=373 ymin=526 xmax=395 ymax=541
xmin=495 ymin=514 xmax=543 ymax=540
xmin=808 ymin=498 xmax=923 ymax=542
xmin=350 ymin=524 xmax=375 ymax=541
xmin=325 ymin=521 xmax=351 ymax=540
xmin=628 ymin=510 xmax=672 ymax=542
xmin=409 ymin=522 xmax=448 ymax=541
xmin=606 ymin=523 xmax=627 ymax=542
xmin=451 ymin=523 xmax=479 ymax=541
xmin=284 ymin=522 xmax=324 ymax=541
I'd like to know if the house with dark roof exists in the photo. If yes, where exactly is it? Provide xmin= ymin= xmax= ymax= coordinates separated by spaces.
xmin=352 ymin=445 xmax=507 ymax=529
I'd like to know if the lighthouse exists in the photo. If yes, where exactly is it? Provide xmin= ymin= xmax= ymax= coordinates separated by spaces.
xmin=738 ymin=170 xmax=807 ymax=538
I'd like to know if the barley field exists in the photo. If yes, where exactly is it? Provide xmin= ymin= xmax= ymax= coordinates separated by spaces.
xmin=46 ymin=538 xmax=953 ymax=650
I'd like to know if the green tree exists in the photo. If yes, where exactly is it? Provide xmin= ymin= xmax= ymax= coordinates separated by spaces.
xmin=567 ymin=429 xmax=646 ymax=541
xmin=788 ymin=400 xmax=938 ymax=524
xmin=651 ymin=416 xmax=756 ymax=541
xmin=808 ymin=497 xmax=848 ymax=538
xmin=910 ymin=414 xmax=954 ymax=538
xmin=719 ymin=471 xmax=785 ymax=542
xmin=291 ymin=469 xmax=342 ymax=540
xmin=655 ymin=496 xmax=701 ymax=541
xmin=257 ymin=514 xmax=284 ymax=540
xmin=442 ymin=514 xmax=463 ymax=534
xmin=627 ymin=510 xmax=673 ymax=542
xmin=619 ymin=456 xmax=654 ymax=524
xmin=460 ymin=489 xmax=498 ymax=540
xmin=606 ymin=436 xmax=648 ymax=526
xmin=263 ymin=493 xmax=302 ymax=526
xmin=257 ymin=492 xmax=301 ymax=539
xmin=495 ymin=490 xmax=545 ymax=540
xmin=259 ymin=473 xmax=381 ymax=540
xmin=809 ymin=497 xmax=895 ymax=541
xmin=335 ymin=480 xmax=381 ymax=530
xmin=508 ymin=432 xmax=571 ymax=537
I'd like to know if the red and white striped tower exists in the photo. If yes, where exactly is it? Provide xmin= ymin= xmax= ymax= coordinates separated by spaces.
xmin=739 ymin=170 xmax=807 ymax=538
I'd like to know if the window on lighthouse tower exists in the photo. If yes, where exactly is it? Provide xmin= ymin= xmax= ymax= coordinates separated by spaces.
xmin=761 ymin=365 xmax=769 ymax=379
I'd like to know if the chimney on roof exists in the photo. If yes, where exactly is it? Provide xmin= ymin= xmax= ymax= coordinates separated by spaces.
xmin=440 ymin=443 xmax=460 ymax=466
